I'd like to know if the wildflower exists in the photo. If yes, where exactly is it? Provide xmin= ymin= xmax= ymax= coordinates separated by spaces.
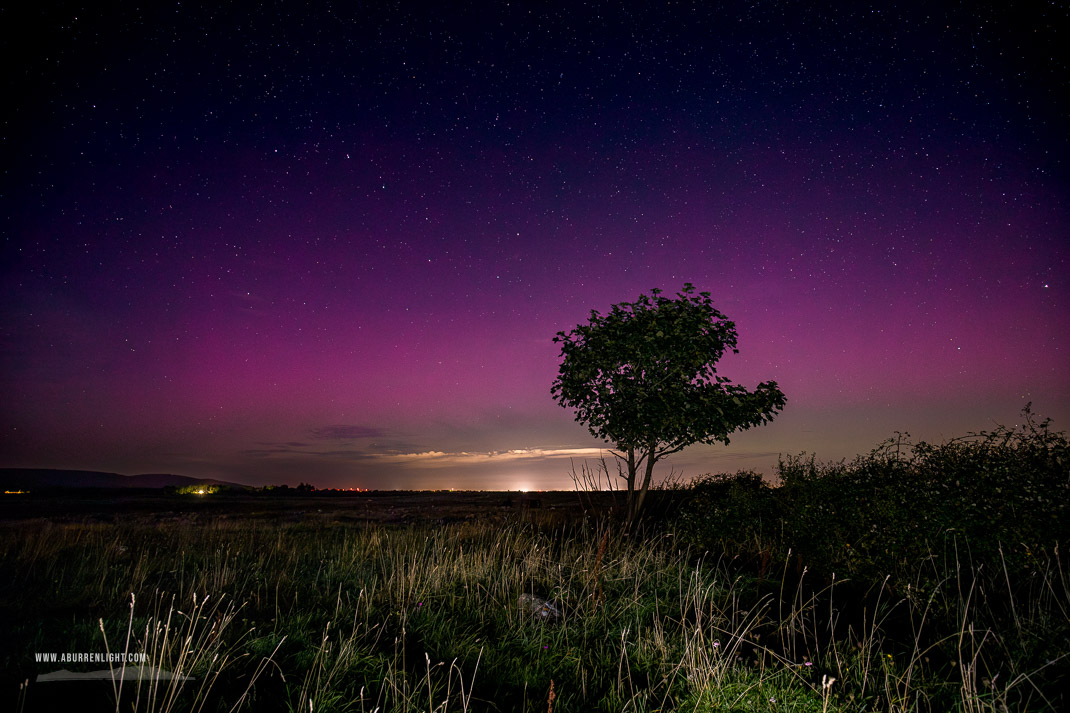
xmin=712 ymin=641 xmax=720 ymax=648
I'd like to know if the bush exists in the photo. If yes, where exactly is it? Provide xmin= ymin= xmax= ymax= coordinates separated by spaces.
xmin=679 ymin=406 xmax=1070 ymax=588
xmin=675 ymin=408 xmax=1070 ymax=709
xmin=677 ymin=470 xmax=776 ymax=556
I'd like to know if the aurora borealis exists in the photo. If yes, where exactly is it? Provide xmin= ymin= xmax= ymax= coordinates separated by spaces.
xmin=2 ymin=2 xmax=1066 ymax=489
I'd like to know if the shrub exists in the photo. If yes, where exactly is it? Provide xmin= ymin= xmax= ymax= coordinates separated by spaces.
xmin=677 ymin=470 xmax=776 ymax=556
xmin=679 ymin=406 xmax=1070 ymax=588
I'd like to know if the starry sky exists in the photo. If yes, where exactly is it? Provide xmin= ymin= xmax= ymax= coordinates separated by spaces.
xmin=2 ymin=2 xmax=1066 ymax=490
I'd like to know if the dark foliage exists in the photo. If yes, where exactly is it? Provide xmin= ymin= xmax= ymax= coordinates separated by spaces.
xmin=677 ymin=406 xmax=1070 ymax=711
xmin=552 ymin=284 xmax=785 ymax=526
xmin=680 ymin=406 xmax=1069 ymax=586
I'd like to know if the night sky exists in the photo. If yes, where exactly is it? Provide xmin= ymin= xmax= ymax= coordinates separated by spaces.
xmin=2 ymin=2 xmax=1066 ymax=490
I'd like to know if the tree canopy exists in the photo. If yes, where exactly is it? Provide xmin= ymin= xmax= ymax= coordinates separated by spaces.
xmin=551 ymin=284 xmax=786 ymax=525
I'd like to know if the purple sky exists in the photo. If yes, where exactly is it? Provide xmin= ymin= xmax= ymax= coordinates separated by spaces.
xmin=2 ymin=2 xmax=1066 ymax=489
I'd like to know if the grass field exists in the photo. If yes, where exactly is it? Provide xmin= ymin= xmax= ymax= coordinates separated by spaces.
xmin=2 ymin=414 xmax=1067 ymax=711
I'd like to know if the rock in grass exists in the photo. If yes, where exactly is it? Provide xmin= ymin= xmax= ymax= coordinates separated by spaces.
xmin=518 ymin=593 xmax=560 ymax=622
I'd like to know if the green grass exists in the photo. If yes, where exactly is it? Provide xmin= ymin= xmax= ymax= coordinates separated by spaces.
xmin=1 ymin=409 xmax=1066 ymax=711
xmin=4 ymin=515 xmax=1065 ymax=711
xmin=676 ymin=407 xmax=1069 ymax=712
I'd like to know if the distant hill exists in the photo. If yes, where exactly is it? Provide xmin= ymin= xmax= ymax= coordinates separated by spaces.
xmin=0 ymin=469 xmax=246 ymax=490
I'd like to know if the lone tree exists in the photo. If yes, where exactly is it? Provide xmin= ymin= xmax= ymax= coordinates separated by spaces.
xmin=551 ymin=284 xmax=786 ymax=526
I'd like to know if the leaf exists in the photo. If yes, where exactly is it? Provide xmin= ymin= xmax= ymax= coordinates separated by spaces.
xmin=550 ymin=284 xmax=787 ymax=508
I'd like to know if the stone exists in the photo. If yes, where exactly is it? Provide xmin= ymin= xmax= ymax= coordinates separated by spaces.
xmin=518 ymin=593 xmax=560 ymax=622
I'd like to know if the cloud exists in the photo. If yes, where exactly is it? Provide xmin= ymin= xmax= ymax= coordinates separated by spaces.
xmin=370 ymin=446 xmax=609 ymax=469
xmin=310 ymin=425 xmax=385 ymax=440
xmin=241 ymin=443 xmax=371 ymax=460
xmin=366 ymin=439 xmax=428 ymax=454
xmin=705 ymin=450 xmax=783 ymax=461
xmin=241 ymin=446 xmax=309 ymax=458
xmin=318 ymin=450 xmax=374 ymax=459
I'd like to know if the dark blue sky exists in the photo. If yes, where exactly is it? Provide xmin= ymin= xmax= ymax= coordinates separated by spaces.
xmin=2 ymin=2 xmax=1066 ymax=488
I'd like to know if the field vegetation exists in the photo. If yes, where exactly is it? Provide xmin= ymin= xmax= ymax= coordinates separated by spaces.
xmin=1 ymin=409 xmax=1066 ymax=711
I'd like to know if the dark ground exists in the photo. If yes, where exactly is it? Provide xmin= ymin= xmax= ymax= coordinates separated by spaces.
xmin=0 ymin=489 xmax=660 ymax=527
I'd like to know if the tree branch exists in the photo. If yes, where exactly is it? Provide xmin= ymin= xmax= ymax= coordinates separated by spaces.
xmin=654 ymin=443 xmax=688 ymax=459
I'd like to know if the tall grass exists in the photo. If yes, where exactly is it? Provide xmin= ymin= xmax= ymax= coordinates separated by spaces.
xmin=97 ymin=590 xmax=249 ymax=713
xmin=5 ymin=513 xmax=1064 ymax=711
xmin=2 ymin=410 xmax=1066 ymax=710
xmin=678 ymin=407 xmax=1069 ymax=711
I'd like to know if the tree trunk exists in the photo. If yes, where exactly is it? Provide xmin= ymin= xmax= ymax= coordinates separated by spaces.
xmin=625 ymin=447 xmax=637 ymax=524
xmin=630 ymin=444 xmax=657 ymax=529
